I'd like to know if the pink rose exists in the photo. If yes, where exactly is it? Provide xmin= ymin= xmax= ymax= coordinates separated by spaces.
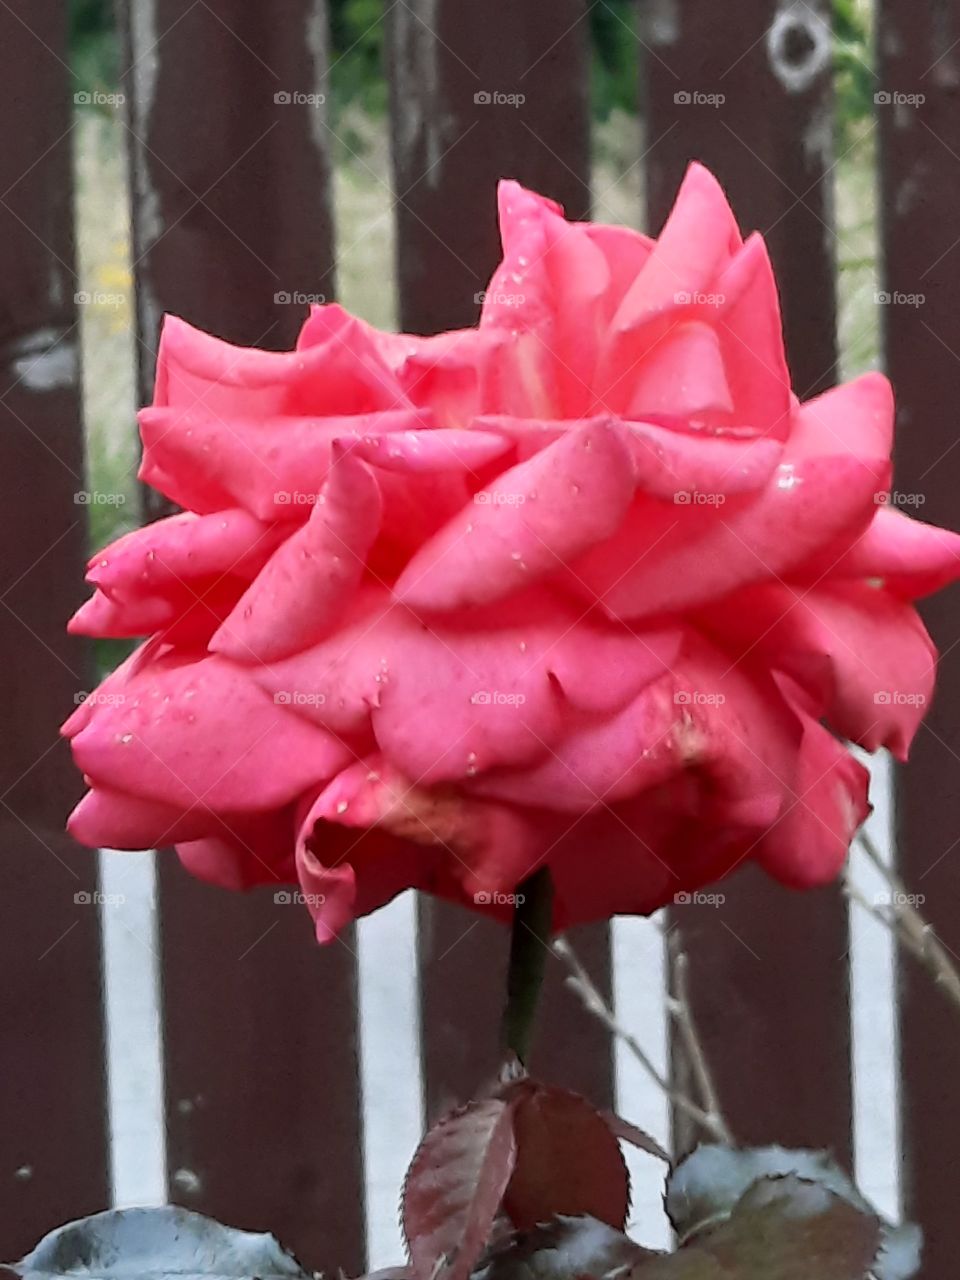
xmin=64 ymin=164 xmax=960 ymax=941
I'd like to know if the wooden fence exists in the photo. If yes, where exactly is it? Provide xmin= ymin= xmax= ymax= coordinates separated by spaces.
xmin=1 ymin=1 xmax=959 ymax=1276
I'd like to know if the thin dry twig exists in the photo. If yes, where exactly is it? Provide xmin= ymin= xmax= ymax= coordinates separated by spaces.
xmin=665 ymin=932 xmax=734 ymax=1146
xmin=551 ymin=935 xmax=732 ymax=1144
xmin=848 ymin=830 xmax=960 ymax=1013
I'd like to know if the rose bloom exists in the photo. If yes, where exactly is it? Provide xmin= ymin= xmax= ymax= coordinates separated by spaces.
xmin=65 ymin=164 xmax=960 ymax=940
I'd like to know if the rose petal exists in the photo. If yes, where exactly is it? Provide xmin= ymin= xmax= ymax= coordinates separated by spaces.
xmin=758 ymin=705 xmax=870 ymax=887
xmin=624 ymin=321 xmax=733 ymax=421
xmin=352 ymin=428 xmax=513 ymax=474
xmin=157 ymin=308 xmax=405 ymax=417
xmin=789 ymin=372 xmax=893 ymax=468
xmin=87 ymin=509 xmax=284 ymax=599
xmin=705 ymin=581 xmax=936 ymax=759
xmin=572 ymin=453 xmax=888 ymax=621
xmin=295 ymin=757 xmax=541 ymax=941
xmin=68 ymin=786 xmax=216 ymax=848
xmin=714 ymin=233 xmax=791 ymax=438
xmin=176 ymin=809 xmax=297 ymax=890
xmin=609 ymin=163 xmax=742 ymax=333
xmin=139 ymin=406 xmax=426 ymax=519
xmin=802 ymin=505 xmax=960 ymax=598
xmin=396 ymin=419 xmax=635 ymax=611
xmin=70 ymin=656 xmax=352 ymax=812
xmin=211 ymin=450 xmax=382 ymax=662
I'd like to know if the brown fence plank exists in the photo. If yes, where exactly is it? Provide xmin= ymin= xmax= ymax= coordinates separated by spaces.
xmin=122 ymin=0 xmax=336 ymax=517
xmin=388 ymin=2 xmax=612 ymax=1116
xmin=388 ymin=0 xmax=591 ymax=336
xmin=119 ymin=4 xmax=364 ymax=1271
xmin=877 ymin=9 xmax=960 ymax=1276
xmin=0 ymin=1 xmax=109 ymax=1257
xmin=642 ymin=0 xmax=853 ymax=1156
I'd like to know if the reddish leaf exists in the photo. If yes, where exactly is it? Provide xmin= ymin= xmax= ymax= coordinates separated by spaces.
xmin=402 ymin=1098 xmax=518 ymax=1280
xmin=500 ymin=1083 xmax=630 ymax=1232
xmin=604 ymin=1112 xmax=671 ymax=1164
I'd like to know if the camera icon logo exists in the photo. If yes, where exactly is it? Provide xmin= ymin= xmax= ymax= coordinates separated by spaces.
xmin=275 ymin=691 xmax=292 ymax=704
xmin=674 ymin=91 xmax=692 ymax=105
xmin=474 ymin=890 xmax=492 ymax=904
xmin=474 ymin=91 xmax=492 ymax=105
xmin=74 ymin=891 xmax=92 ymax=905
xmin=274 ymin=91 xmax=292 ymax=104
xmin=674 ymin=891 xmax=692 ymax=905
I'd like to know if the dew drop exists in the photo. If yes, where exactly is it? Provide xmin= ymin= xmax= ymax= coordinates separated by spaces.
xmin=336 ymin=800 xmax=349 ymax=815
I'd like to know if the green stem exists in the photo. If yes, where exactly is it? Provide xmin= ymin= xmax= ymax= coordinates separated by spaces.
xmin=500 ymin=866 xmax=554 ymax=1065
